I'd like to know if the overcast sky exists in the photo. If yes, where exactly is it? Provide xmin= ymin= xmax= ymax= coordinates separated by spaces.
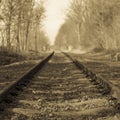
xmin=43 ymin=0 xmax=70 ymax=45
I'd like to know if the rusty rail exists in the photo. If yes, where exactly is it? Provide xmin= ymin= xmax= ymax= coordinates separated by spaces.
xmin=62 ymin=52 xmax=120 ymax=111
xmin=0 ymin=52 xmax=54 ymax=108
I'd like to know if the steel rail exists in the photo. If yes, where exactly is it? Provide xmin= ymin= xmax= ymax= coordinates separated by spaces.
xmin=62 ymin=52 xmax=120 ymax=111
xmin=0 ymin=52 xmax=54 ymax=109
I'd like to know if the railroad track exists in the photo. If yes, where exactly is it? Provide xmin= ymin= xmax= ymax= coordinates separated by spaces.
xmin=0 ymin=52 xmax=120 ymax=119
xmin=0 ymin=52 xmax=54 ymax=110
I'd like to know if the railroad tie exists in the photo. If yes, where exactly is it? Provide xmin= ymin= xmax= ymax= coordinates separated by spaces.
xmin=82 ymin=67 xmax=88 ymax=74
xmin=75 ymin=60 xmax=84 ymax=70
xmin=62 ymin=52 xmax=120 ymax=115
xmin=86 ymin=71 xmax=93 ymax=78
xmin=90 ymin=73 xmax=97 ymax=82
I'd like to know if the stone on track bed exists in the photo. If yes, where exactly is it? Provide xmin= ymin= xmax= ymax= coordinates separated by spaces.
xmin=0 ymin=53 xmax=119 ymax=120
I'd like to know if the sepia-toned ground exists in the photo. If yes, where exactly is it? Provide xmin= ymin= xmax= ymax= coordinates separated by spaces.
xmin=0 ymin=53 xmax=49 ymax=94
xmin=70 ymin=52 xmax=120 ymax=88
xmin=0 ymin=52 xmax=120 ymax=120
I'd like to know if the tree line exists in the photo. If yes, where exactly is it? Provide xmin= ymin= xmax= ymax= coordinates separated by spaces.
xmin=0 ymin=0 xmax=49 ymax=52
xmin=55 ymin=0 xmax=120 ymax=52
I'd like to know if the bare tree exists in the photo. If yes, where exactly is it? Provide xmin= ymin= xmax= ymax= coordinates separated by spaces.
xmin=66 ymin=0 xmax=120 ymax=51
xmin=32 ymin=1 xmax=45 ymax=51
xmin=55 ymin=20 xmax=78 ymax=50
xmin=0 ymin=0 xmax=47 ymax=53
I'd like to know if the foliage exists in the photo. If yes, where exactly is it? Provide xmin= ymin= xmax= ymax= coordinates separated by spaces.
xmin=55 ymin=20 xmax=78 ymax=50
xmin=0 ymin=0 xmax=49 ymax=52
xmin=55 ymin=0 xmax=120 ymax=51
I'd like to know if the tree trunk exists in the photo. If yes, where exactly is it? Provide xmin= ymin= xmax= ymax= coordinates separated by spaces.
xmin=16 ymin=2 xmax=22 ymax=52
xmin=16 ymin=17 xmax=21 ymax=52
xmin=77 ymin=23 xmax=81 ymax=46
xmin=1 ymin=31 xmax=5 ymax=48
xmin=35 ymin=25 xmax=38 ymax=52
xmin=6 ymin=19 xmax=11 ymax=51
xmin=25 ymin=20 xmax=30 ymax=51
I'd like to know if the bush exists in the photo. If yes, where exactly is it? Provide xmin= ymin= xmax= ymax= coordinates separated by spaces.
xmin=91 ymin=47 xmax=105 ymax=53
xmin=0 ymin=50 xmax=25 ymax=66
